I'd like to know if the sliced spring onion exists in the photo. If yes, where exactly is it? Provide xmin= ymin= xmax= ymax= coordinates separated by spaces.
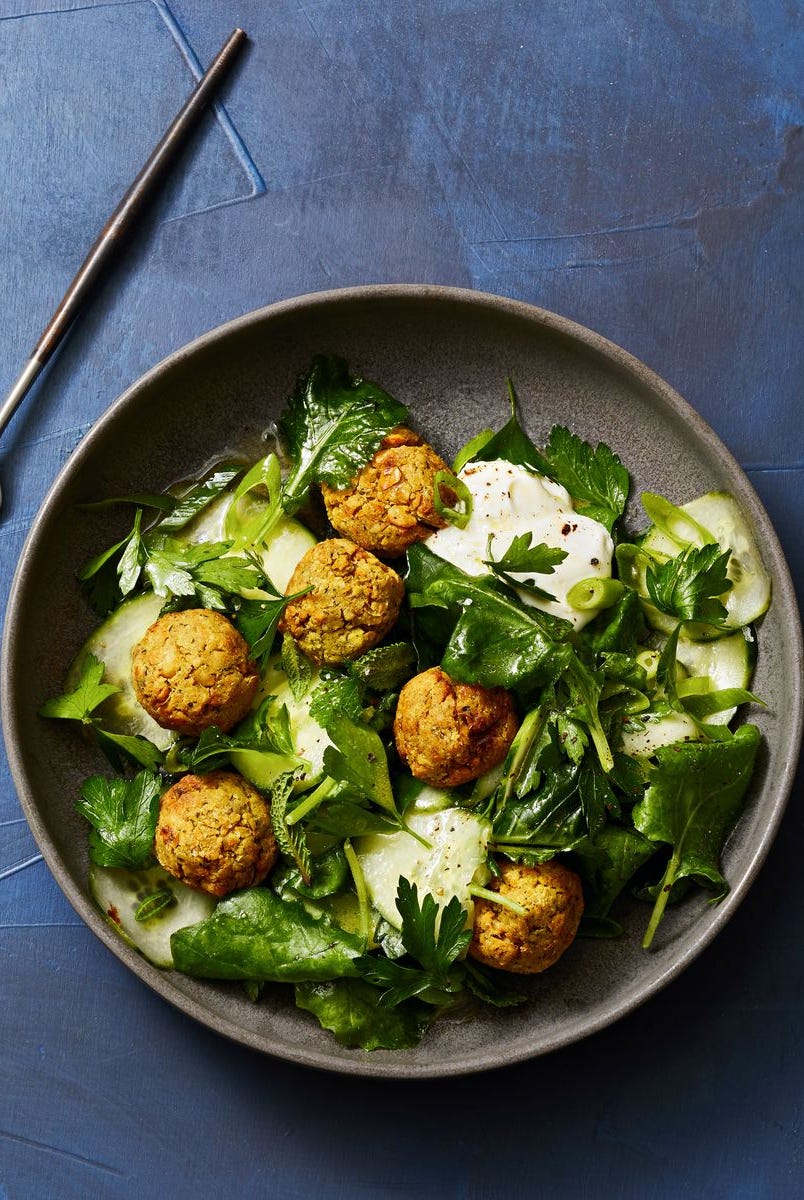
xmin=433 ymin=469 xmax=473 ymax=529
xmin=641 ymin=492 xmax=714 ymax=550
xmin=566 ymin=577 xmax=626 ymax=611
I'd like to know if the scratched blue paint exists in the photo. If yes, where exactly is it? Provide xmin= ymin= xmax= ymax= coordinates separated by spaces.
xmin=0 ymin=1 xmax=802 ymax=1198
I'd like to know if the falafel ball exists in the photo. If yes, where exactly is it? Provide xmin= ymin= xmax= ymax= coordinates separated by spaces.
xmin=469 ymin=860 xmax=584 ymax=974
xmin=321 ymin=427 xmax=452 ymax=558
xmin=154 ymin=770 xmax=278 ymax=897
xmin=279 ymin=538 xmax=404 ymax=666
xmin=131 ymin=608 xmax=259 ymax=737
xmin=393 ymin=666 xmax=519 ymax=787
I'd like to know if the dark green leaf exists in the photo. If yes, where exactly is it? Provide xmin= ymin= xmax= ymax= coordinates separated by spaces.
xmin=633 ymin=724 xmax=762 ymax=946
xmin=309 ymin=673 xmax=365 ymax=727
xmin=39 ymin=654 xmax=120 ymax=723
xmin=281 ymin=633 xmax=313 ymax=701
xmin=171 ymin=889 xmax=363 ymax=982
xmin=539 ymin=426 xmax=629 ymax=532
xmin=278 ymin=355 xmax=408 ymax=510
xmin=585 ymin=589 xmax=647 ymax=655
xmin=321 ymin=712 xmax=399 ymax=817
xmin=236 ymin=592 xmax=297 ymax=665
xmin=574 ymin=825 xmax=656 ymax=918
xmin=483 ymin=531 xmax=567 ymax=601
xmin=95 ymin=728 xmax=165 ymax=772
xmin=295 ymin=979 xmax=431 ymax=1049
xmin=349 ymin=643 xmax=418 ymax=693
xmin=646 ymin=544 xmax=732 ymax=626
xmin=76 ymin=770 xmax=162 ymax=869
xmin=472 ymin=380 xmax=548 ymax=472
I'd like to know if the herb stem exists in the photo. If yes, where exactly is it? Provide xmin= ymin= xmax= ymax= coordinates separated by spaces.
xmin=286 ymin=777 xmax=336 ymax=826
xmin=469 ymin=884 xmax=527 ymax=916
xmin=343 ymin=838 xmax=371 ymax=949
xmin=642 ymin=851 xmax=680 ymax=949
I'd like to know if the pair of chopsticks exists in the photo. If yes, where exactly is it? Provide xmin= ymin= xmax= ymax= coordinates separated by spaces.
xmin=0 ymin=28 xmax=248 ymax=463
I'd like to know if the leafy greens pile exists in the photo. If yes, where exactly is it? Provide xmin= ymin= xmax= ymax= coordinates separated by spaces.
xmin=44 ymin=355 xmax=766 ymax=1052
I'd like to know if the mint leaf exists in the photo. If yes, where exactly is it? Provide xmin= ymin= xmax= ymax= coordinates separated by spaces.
xmin=278 ymin=355 xmax=408 ymax=510
xmin=39 ymin=654 xmax=120 ymax=723
xmin=646 ymin=543 xmax=732 ymax=625
xmin=540 ymin=426 xmax=629 ymax=531
xmin=76 ymin=770 xmax=162 ymax=868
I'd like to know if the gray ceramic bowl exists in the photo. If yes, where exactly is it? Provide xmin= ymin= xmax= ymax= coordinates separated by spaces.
xmin=3 ymin=286 xmax=802 ymax=1078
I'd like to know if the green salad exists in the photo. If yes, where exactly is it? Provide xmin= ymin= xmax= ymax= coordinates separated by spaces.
xmin=42 ymin=356 xmax=771 ymax=1051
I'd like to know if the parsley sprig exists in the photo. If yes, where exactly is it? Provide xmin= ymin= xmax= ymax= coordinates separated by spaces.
xmin=358 ymin=879 xmax=471 ymax=1008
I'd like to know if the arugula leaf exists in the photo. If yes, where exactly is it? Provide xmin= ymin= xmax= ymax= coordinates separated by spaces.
xmin=278 ymin=355 xmax=408 ymax=511
xmin=483 ymin=532 xmax=567 ymax=601
xmin=646 ymin=544 xmax=732 ymax=626
xmin=633 ymin=724 xmax=761 ymax=947
xmin=584 ymin=589 xmax=647 ymax=655
xmin=39 ymin=654 xmax=120 ymax=723
xmin=538 ymin=426 xmax=629 ymax=532
xmin=295 ymin=979 xmax=431 ymax=1049
xmin=170 ymin=889 xmax=363 ymax=982
xmin=76 ymin=770 xmax=161 ymax=868
xmin=358 ymin=880 xmax=471 ymax=1008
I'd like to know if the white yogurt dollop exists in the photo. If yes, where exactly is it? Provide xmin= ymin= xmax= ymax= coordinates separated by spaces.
xmin=428 ymin=459 xmax=614 ymax=630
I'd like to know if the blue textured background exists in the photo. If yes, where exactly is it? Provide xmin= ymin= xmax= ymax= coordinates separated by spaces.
xmin=0 ymin=2 xmax=801 ymax=1196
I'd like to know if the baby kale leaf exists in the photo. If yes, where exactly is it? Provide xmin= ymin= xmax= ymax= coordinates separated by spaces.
xmin=278 ymin=355 xmax=408 ymax=511
xmin=539 ymin=426 xmax=629 ymax=532
xmin=646 ymin=543 xmax=732 ymax=626
xmin=484 ymin=532 xmax=567 ymax=601
xmin=358 ymin=880 xmax=471 ymax=1008
xmin=76 ymin=770 xmax=162 ymax=869
xmin=634 ymin=724 xmax=761 ymax=947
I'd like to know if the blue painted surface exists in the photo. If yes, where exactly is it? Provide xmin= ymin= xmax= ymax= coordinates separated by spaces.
xmin=0 ymin=2 xmax=801 ymax=1196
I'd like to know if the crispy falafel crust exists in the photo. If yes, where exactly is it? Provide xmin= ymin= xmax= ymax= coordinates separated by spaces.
xmin=469 ymin=860 xmax=584 ymax=974
xmin=393 ymin=666 xmax=519 ymax=787
xmin=279 ymin=537 xmax=404 ymax=666
xmin=154 ymin=770 xmax=278 ymax=898
xmin=131 ymin=609 xmax=259 ymax=736
xmin=321 ymin=427 xmax=451 ymax=558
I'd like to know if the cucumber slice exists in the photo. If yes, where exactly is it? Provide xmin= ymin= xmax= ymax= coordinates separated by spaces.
xmin=180 ymin=491 xmax=316 ymax=594
xmin=641 ymin=491 xmax=771 ymax=637
xmin=621 ymin=710 xmax=701 ymax=758
xmin=356 ymin=805 xmax=491 ymax=929
xmin=674 ymin=628 xmax=756 ymax=725
xmin=68 ymin=592 xmax=175 ymax=751
xmin=231 ymin=655 xmax=331 ymax=792
xmin=89 ymin=863 xmax=215 ymax=968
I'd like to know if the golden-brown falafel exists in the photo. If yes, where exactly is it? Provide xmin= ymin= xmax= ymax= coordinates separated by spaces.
xmin=154 ymin=770 xmax=278 ymax=898
xmin=321 ymin=427 xmax=452 ymax=558
xmin=393 ymin=666 xmax=519 ymax=787
xmin=279 ymin=538 xmax=404 ymax=666
xmin=131 ymin=608 xmax=259 ymax=736
xmin=469 ymin=860 xmax=584 ymax=974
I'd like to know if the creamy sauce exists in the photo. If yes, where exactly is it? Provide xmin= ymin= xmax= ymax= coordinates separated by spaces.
xmin=428 ymin=459 xmax=614 ymax=630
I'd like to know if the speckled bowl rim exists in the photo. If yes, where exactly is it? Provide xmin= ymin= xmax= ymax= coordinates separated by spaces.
xmin=3 ymin=284 xmax=802 ymax=1078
